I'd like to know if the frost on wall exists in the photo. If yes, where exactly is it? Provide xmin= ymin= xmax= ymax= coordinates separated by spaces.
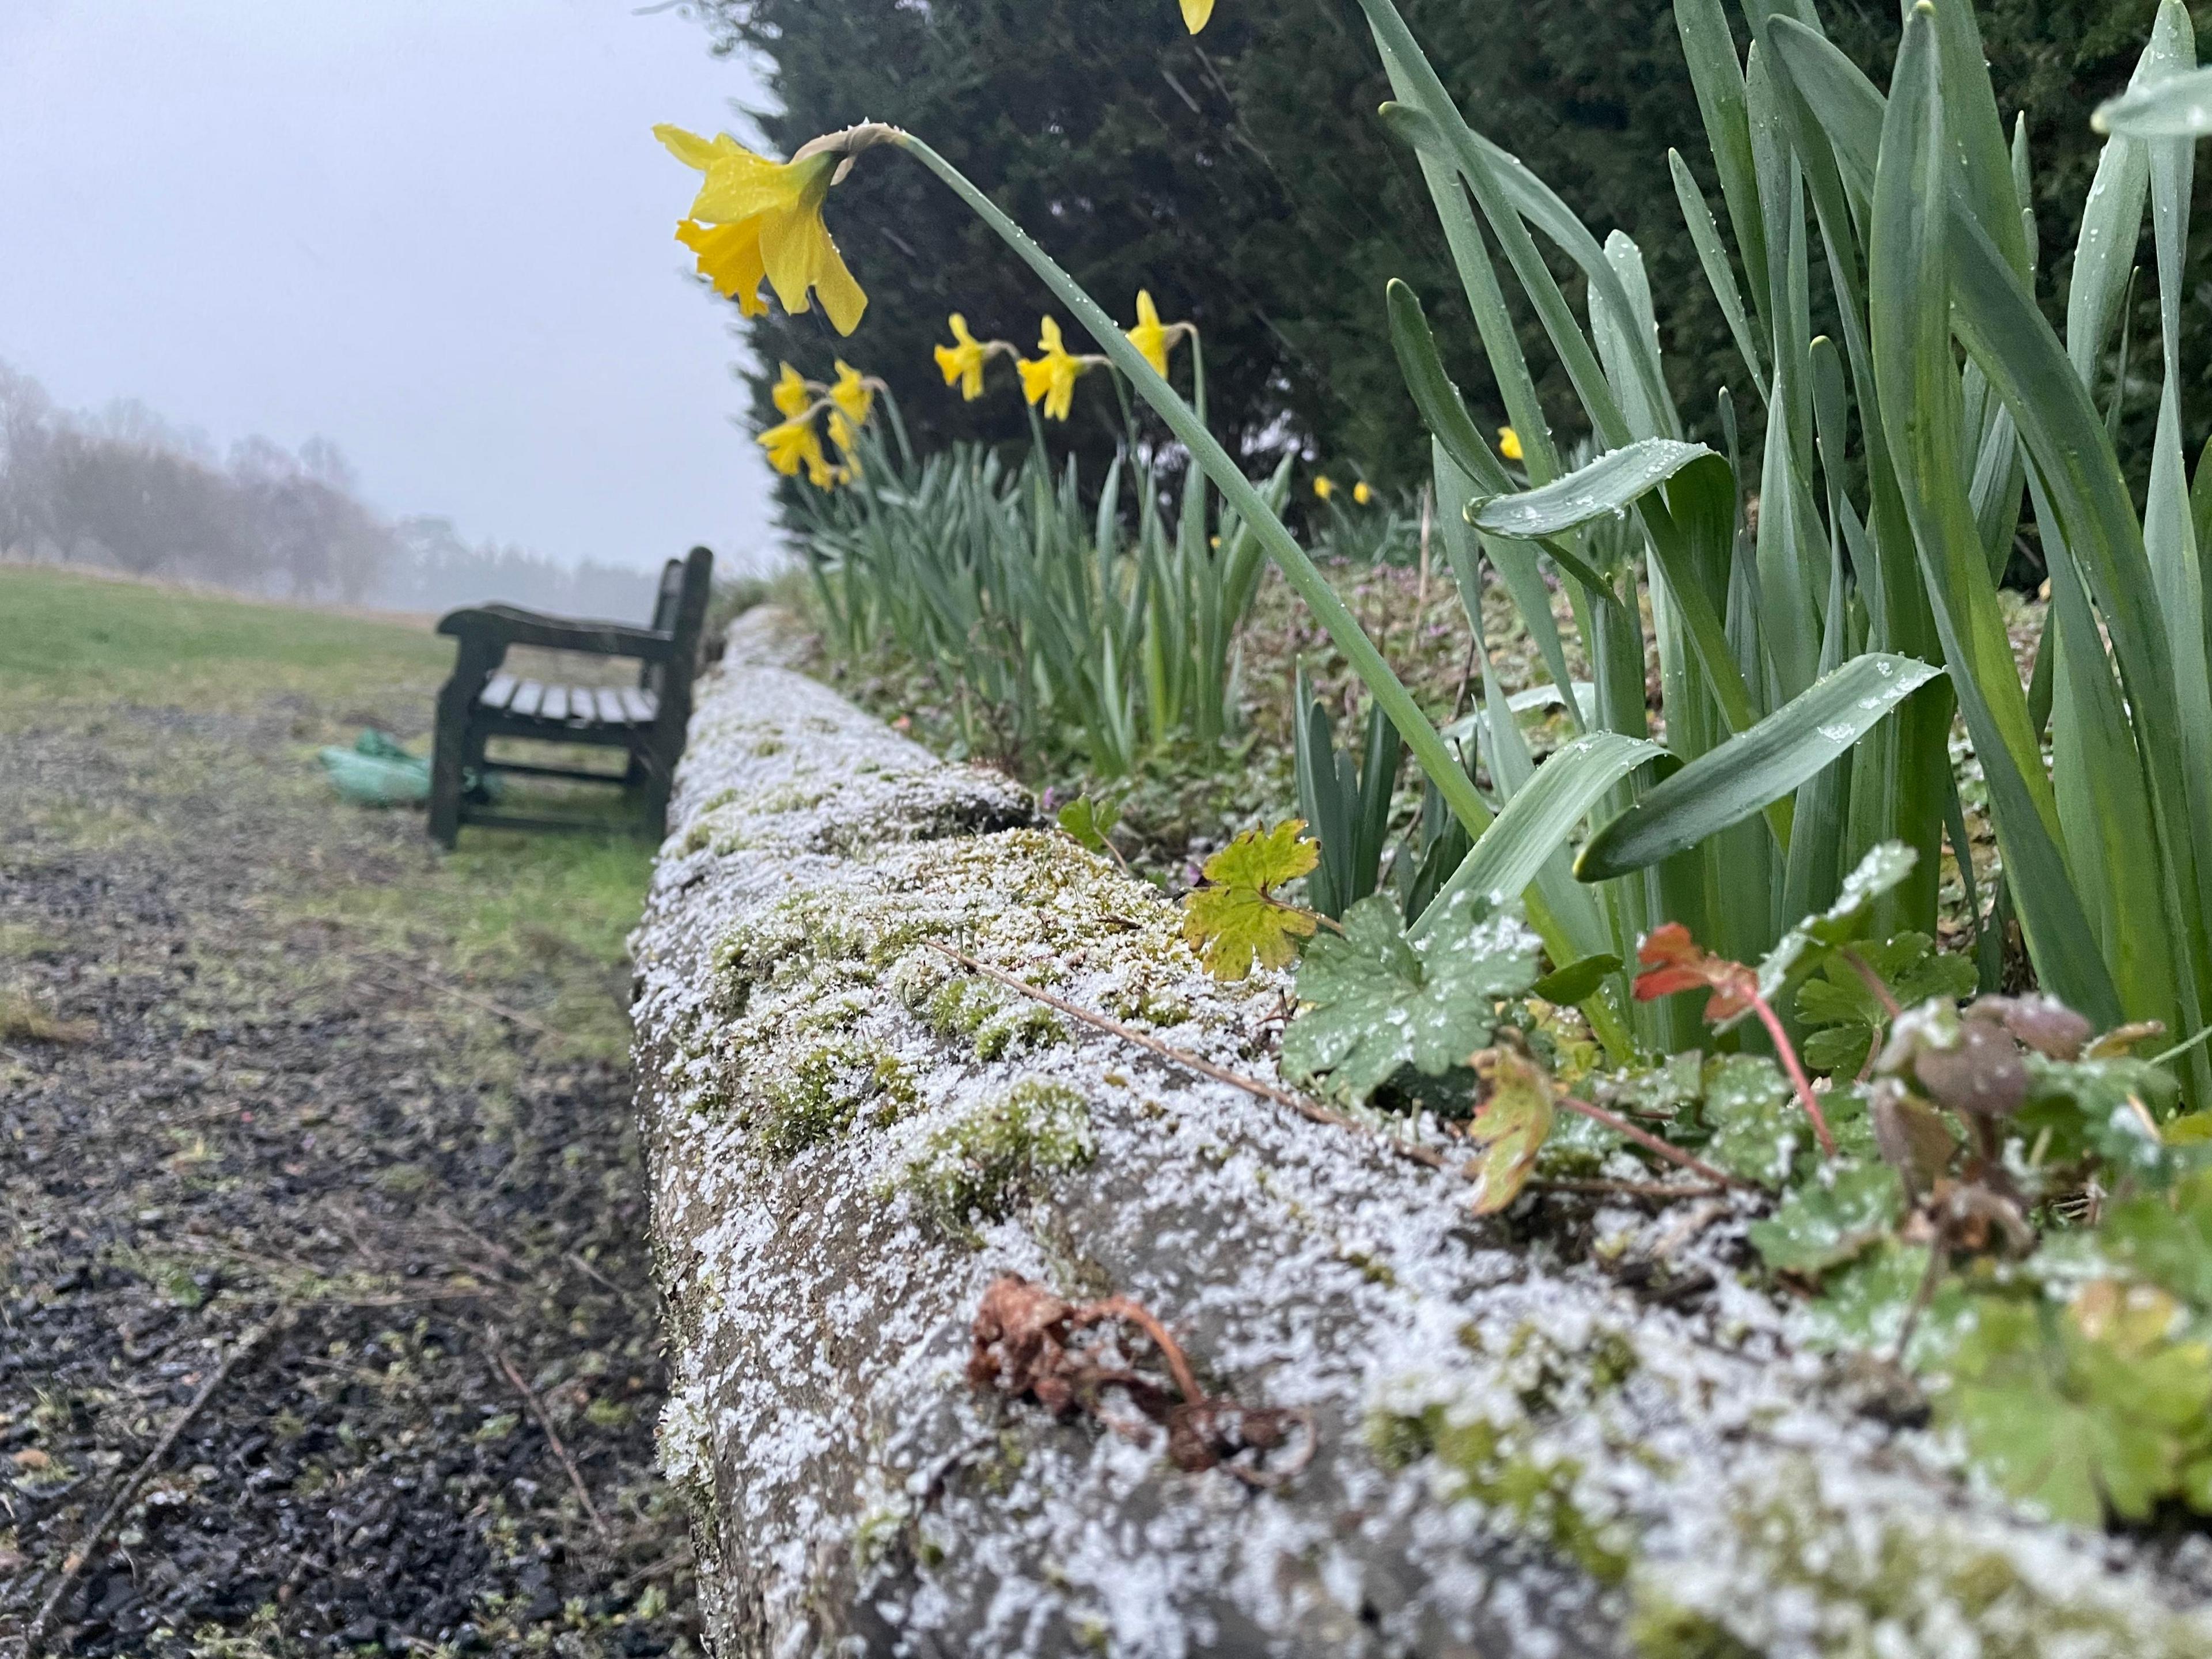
xmin=630 ymin=609 xmax=2212 ymax=1659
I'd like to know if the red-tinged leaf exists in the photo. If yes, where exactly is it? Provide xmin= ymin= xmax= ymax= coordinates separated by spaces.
xmin=1634 ymin=965 xmax=1714 ymax=1002
xmin=1465 ymin=1047 xmax=1556 ymax=1213
xmin=1633 ymin=921 xmax=1755 ymax=1020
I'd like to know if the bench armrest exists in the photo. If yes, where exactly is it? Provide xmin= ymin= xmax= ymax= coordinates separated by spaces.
xmin=437 ymin=603 xmax=676 ymax=661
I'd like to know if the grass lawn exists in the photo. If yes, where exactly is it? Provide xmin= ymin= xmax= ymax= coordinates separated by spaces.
xmin=0 ymin=566 xmax=695 ymax=1649
xmin=0 ymin=565 xmax=657 ymax=1057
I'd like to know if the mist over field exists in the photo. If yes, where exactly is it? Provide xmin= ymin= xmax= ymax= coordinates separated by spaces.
xmin=0 ymin=0 xmax=783 ymax=612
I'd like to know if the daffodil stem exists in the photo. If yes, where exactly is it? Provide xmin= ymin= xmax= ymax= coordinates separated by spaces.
xmin=893 ymin=131 xmax=1633 ymax=1062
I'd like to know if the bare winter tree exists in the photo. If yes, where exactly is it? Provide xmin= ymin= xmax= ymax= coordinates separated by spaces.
xmin=0 ymin=361 xmax=59 ymax=558
xmin=46 ymin=427 xmax=260 ymax=580
xmin=2 ymin=364 xmax=604 ymax=612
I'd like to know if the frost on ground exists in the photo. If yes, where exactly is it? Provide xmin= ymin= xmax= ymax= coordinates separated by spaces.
xmin=630 ymin=608 xmax=2212 ymax=1659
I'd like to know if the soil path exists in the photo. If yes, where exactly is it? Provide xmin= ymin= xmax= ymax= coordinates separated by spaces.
xmin=2 ymin=647 xmax=694 ymax=1654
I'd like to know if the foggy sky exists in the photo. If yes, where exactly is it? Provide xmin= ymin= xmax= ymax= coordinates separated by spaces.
xmin=0 ymin=0 xmax=782 ymax=575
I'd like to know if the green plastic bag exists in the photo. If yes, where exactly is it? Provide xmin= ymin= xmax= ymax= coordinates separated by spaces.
xmin=319 ymin=730 xmax=503 ymax=808
xmin=319 ymin=730 xmax=432 ymax=805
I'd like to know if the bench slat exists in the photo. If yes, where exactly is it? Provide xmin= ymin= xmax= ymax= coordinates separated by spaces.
xmin=541 ymin=684 xmax=570 ymax=723
xmin=595 ymin=688 xmax=628 ymax=726
xmin=619 ymin=687 xmax=658 ymax=725
xmin=509 ymin=680 xmax=546 ymax=719
xmin=479 ymin=673 xmax=518 ymax=712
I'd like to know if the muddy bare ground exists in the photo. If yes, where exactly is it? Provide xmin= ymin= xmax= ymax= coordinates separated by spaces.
xmin=1 ymin=699 xmax=696 ymax=1656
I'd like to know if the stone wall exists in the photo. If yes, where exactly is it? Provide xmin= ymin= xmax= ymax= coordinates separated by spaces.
xmin=628 ymin=608 xmax=2212 ymax=1658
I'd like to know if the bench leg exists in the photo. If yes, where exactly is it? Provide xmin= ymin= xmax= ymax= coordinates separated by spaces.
xmin=641 ymin=750 xmax=676 ymax=842
xmin=428 ymin=692 xmax=469 ymax=850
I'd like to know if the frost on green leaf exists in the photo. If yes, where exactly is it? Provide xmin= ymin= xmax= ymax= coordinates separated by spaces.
xmin=1699 ymin=1054 xmax=1805 ymax=1186
xmin=1796 ymin=931 xmax=1978 ymax=1075
xmin=1279 ymin=889 xmax=1540 ymax=1105
xmin=1466 ymin=1046 xmax=1555 ymax=1213
xmin=1934 ymin=1287 xmax=2212 ymax=1525
xmin=1742 ymin=841 xmax=1919 ymax=1021
xmin=1748 ymin=1161 xmax=1904 ymax=1277
xmin=1179 ymin=818 xmax=1320 ymax=980
xmin=1796 ymin=1239 xmax=1934 ymax=1354
xmin=2102 ymin=1169 xmax=2212 ymax=1310
xmin=1056 ymin=794 xmax=1120 ymax=856
xmin=2013 ymin=1050 xmax=2182 ymax=1180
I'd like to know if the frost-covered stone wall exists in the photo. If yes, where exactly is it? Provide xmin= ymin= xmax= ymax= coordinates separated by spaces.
xmin=630 ymin=608 xmax=2212 ymax=1658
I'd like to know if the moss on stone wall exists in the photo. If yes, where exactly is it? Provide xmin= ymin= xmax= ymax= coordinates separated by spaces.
xmin=893 ymin=1077 xmax=1096 ymax=1238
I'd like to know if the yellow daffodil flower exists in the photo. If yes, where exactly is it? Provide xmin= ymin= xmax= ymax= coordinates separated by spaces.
xmin=826 ymin=410 xmax=865 ymax=481
xmin=657 ymin=124 xmax=867 ymax=335
xmin=1498 ymin=426 xmax=1524 ymax=462
xmin=1017 ymin=316 xmax=1088 ymax=421
xmin=1127 ymin=290 xmax=1182 ymax=379
xmin=935 ymin=314 xmax=991 ymax=400
xmin=771 ymin=362 xmax=812 ymax=419
xmin=759 ymin=416 xmax=830 ymax=484
xmin=674 ymin=220 xmax=770 ymax=318
xmin=830 ymin=360 xmax=875 ymax=425
xmin=1181 ymin=0 xmax=1216 ymax=33
xmin=1353 ymin=481 xmax=1373 ymax=505
xmin=1313 ymin=475 xmax=1335 ymax=501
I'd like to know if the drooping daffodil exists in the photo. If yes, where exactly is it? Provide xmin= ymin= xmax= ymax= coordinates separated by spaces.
xmin=827 ymin=410 xmax=864 ymax=480
xmin=934 ymin=314 xmax=992 ymax=400
xmin=1018 ymin=317 xmax=1090 ymax=422
xmin=1313 ymin=475 xmax=1335 ymax=502
xmin=1180 ymin=0 xmax=1216 ymax=34
xmin=1126 ymin=290 xmax=1186 ymax=380
xmin=1498 ymin=426 xmax=1524 ymax=463
xmin=657 ymin=123 xmax=868 ymax=335
xmin=771 ymin=362 xmax=813 ymax=419
xmin=1353 ymin=480 xmax=1373 ymax=506
xmin=830 ymin=360 xmax=876 ymax=425
xmin=759 ymin=415 xmax=835 ymax=488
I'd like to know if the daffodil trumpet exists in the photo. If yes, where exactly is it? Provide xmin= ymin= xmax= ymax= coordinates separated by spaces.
xmin=933 ymin=315 xmax=1021 ymax=401
xmin=873 ymin=126 xmax=1630 ymax=1057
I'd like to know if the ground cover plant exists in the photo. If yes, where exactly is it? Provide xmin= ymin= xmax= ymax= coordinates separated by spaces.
xmin=654 ymin=0 xmax=2212 ymax=1546
xmin=0 ymin=566 xmax=694 ymax=1653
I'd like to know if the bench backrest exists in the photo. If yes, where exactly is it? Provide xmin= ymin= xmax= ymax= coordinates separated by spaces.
xmin=643 ymin=546 xmax=714 ymax=707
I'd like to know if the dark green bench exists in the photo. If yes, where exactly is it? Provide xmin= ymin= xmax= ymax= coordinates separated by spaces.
xmin=427 ymin=546 xmax=713 ymax=847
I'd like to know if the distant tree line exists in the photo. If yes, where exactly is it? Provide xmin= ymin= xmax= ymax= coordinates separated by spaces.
xmin=696 ymin=0 xmax=2194 ymax=493
xmin=378 ymin=516 xmax=662 ymax=620
xmin=0 ymin=360 xmax=654 ymax=616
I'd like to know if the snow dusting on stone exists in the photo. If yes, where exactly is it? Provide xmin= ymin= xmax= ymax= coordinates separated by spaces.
xmin=630 ymin=608 xmax=2212 ymax=1657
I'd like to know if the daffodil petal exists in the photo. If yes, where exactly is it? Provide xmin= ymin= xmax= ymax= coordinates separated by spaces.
xmin=809 ymin=232 xmax=868 ymax=335
xmin=1180 ymin=0 xmax=1215 ymax=33
xmin=654 ymin=124 xmax=721 ymax=172
xmin=757 ymin=201 xmax=821 ymax=317
xmin=674 ymin=219 xmax=768 ymax=315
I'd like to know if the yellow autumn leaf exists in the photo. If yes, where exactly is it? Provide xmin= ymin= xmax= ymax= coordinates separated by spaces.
xmin=1180 ymin=820 xmax=1320 ymax=980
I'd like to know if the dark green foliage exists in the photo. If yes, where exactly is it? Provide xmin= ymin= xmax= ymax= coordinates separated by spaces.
xmin=1292 ymin=669 xmax=1401 ymax=921
xmin=691 ymin=0 xmax=2201 ymax=499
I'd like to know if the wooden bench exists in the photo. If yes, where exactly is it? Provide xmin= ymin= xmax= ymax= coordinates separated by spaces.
xmin=427 ymin=546 xmax=713 ymax=847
